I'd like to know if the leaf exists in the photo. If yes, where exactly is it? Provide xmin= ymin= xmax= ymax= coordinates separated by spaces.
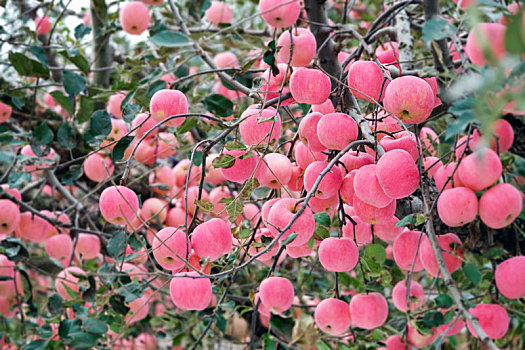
xmin=122 ymin=102 xmax=140 ymax=123
xmin=464 ymin=262 xmax=481 ymax=285
xmin=239 ymin=228 xmax=252 ymax=239
xmin=226 ymin=199 xmax=244 ymax=222
xmin=434 ymin=294 xmax=454 ymax=308
xmin=33 ymin=122 xmax=53 ymax=146
xmin=314 ymin=212 xmax=331 ymax=227
xmin=61 ymin=50 xmax=90 ymax=75
xmin=240 ymin=177 xmax=259 ymax=199
xmin=8 ymin=52 xmax=49 ymax=79
xmin=0 ymin=237 xmax=29 ymax=262
xmin=281 ymin=232 xmax=298 ymax=246
xmin=30 ymin=46 xmax=48 ymax=66
xmin=203 ymin=94 xmax=234 ymax=118
xmin=446 ymin=97 xmax=475 ymax=139
xmin=61 ymin=164 xmax=83 ymax=185
xmin=112 ymin=135 xmax=134 ymax=161
xmin=22 ymin=339 xmax=51 ymax=350
xmin=89 ymin=110 xmax=112 ymax=137
xmin=505 ymin=13 xmax=525 ymax=55
xmin=62 ymin=69 xmax=87 ymax=96
xmin=82 ymin=318 xmax=108 ymax=335
xmin=57 ymin=123 xmax=78 ymax=150
xmin=50 ymin=91 xmax=74 ymax=116
xmin=263 ymin=40 xmax=279 ymax=76
xmin=117 ymin=281 xmax=143 ymax=303
xmin=396 ymin=213 xmax=425 ymax=227
xmin=307 ymin=237 xmax=315 ymax=250
xmin=194 ymin=199 xmax=214 ymax=212
xmin=189 ymin=150 xmax=203 ymax=166
xmin=366 ymin=244 xmax=386 ymax=263
xmin=74 ymin=23 xmax=92 ymax=40
xmin=176 ymin=117 xmax=196 ymax=134
xmin=147 ymin=80 xmax=167 ymax=97
xmin=48 ymin=293 xmax=64 ymax=316
xmin=76 ymin=96 xmax=94 ymax=123
xmin=422 ymin=18 xmax=456 ymax=44
xmin=107 ymin=231 xmax=126 ymax=258
xmin=212 ymin=153 xmax=236 ymax=168
xmin=225 ymin=140 xmax=247 ymax=151
xmin=150 ymin=31 xmax=190 ymax=48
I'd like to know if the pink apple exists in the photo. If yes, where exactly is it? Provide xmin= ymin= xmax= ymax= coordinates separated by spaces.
xmin=259 ymin=0 xmax=301 ymax=28
xmin=317 ymin=113 xmax=358 ymax=150
xmin=213 ymin=52 xmax=238 ymax=69
xmin=490 ymin=118 xmax=514 ymax=153
xmin=298 ymin=112 xmax=326 ymax=152
xmin=353 ymin=164 xmax=393 ymax=208
xmin=75 ymin=234 xmax=101 ymax=260
xmin=119 ymin=2 xmax=150 ymax=35
xmin=0 ymin=102 xmax=12 ymax=123
xmin=289 ymin=68 xmax=331 ymax=105
xmin=259 ymin=277 xmax=294 ymax=314
xmin=375 ymin=42 xmax=399 ymax=66
xmin=457 ymin=148 xmax=502 ymax=191
xmin=495 ymin=256 xmax=525 ymax=299
xmin=376 ymin=149 xmax=420 ymax=199
xmin=35 ymin=16 xmax=51 ymax=35
xmin=353 ymin=196 xmax=396 ymax=224
xmin=276 ymin=28 xmax=316 ymax=67
xmin=149 ymin=89 xmax=187 ymax=127
xmin=347 ymin=61 xmax=390 ymax=102
xmin=383 ymin=76 xmax=435 ymax=124
xmin=191 ymin=218 xmax=232 ymax=261
xmin=349 ymin=292 xmax=388 ymax=329
xmin=170 ymin=271 xmax=212 ymax=311
xmin=152 ymin=227 xmax=190 ymax=271
xmin=84 ymin=152 xmax=114 ymax=182
xmin=373 ymin=216 xmax=404 ymax=243
xmin=45 ymin=234 xmax=73 ymax=266
xmin=55 ymin=267 xmax=86 ymax=300
xmin=318 ymin=237 xmax=359 ymax=272
xmin=378 ymin=131 xmax=418 ymax=161
xmin=303 ymin=161 xmax=343 ymax=199
xmin=257 ymin=153 xmax=293 ymax=189
xmin=419 ymin=233 xmax=463 ymax=277
xmin=17 ymin=212 xmax=49 ymax=243
xmin=338 ymin=151 xmax=374 ymax=174
xmin=287 ymin=165 xmax=304 ymax=192
xmin=140 ymin=198 xmax=168 ymax=224
xmin=423 ymin=156 xmax=443 ymax=178
xmin=312 ymin=99 xmax=335 ymax=114
xmin=434 ymin=162 xmax=464 ymax=191
xmin=205 ymin=1 xmax=233 ymax=26
xmin=340 ymin=170 xmax=357 ymax=204
xmin=437 ymin=187 xmax=478 ymax=227
xmin=0 ymin=200 xmax=20 ymax=235
xmin=99 ymin=186 xmax=139 ymax=225
xmin=132 ymin=113 xmax=159 ymax=139
xmin=392 ymin=280 xmax=424 ymax=312
xmin=107 ymin=92 xmax=127 ymax=119
xmin=267 ymin=198 xmax=315 ymax=247
xmin=467 ymin=303 xmax=509 ymax=339
xmin=479 ymin=183 xmax=523 ymax=229
xmin=220 ymin=149 xmax=259 ymax=184
xmin=314 ymin=298 xmax=352 ymax=335
xmin=149 ymin=165 xmax=176 ymax=195
xmin=294 ymin=141 xmax=328 ymax=169
xmin=465 ymin=23 xmax=506 ymax=66
xmin=393 ymin=230 xmax=424 ymax=271
xmin=239 ymin=107 xmax=282 ymax=146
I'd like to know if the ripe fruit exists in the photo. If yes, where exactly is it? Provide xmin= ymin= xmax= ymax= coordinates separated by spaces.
xmin=353 ymin=164 xmax=393 ymax=208
xmin=342 ymin=214 xmax=373 ymax=245
xmin=213 ymin=52 xmax=238 ymax=69
xmin=347 ymin=61 xmax=390 ymax=102
xmin=239 ymin=107 xmax=282 ymax=146
xmin=205 ymin=1 xmax=233 ymax=26
xmin=107 ymin=92 xmax=126 ymax=119
xmin=276 ymin=28 xmax=316 ymax=67
xmin=495 ymin=256 xmax=525 ymax=299
xmin=17 ymin=212 xmax=49 ymax=243
xmin=84 ymin=152 xmax=114 ymax=182
xmin=259 ymin=0 xmax=301 ymax=28
xmin=437 ymin=187 xmax=478 ymax=227
xmin=349 ymin=292 xmax=388 ymax=329
xmin=120 ymin=2 xmax=150 ymax=35
xmin=75 ymin=234 xmax=101 ymax=260
xmin=140 ymin=198 xmax=168 ymax=224
xmin=132 ymin=113 xmax=158 ymax=139
xmin=298 ymin=112 xmax=326 ymax=152
xmin=0 ymin=199 xmax=20 ymax=235
xmin=0 ymin=102 xmax=12 ymax=123
xmin=376 ymin=149 xmax=420 ymax=199
xmin=220 ymin=149 xmax=258 ymax=184
xmin=375 ymin=41 xmax=399 ymax=66
xmin=457 ymin=148 xmax=502 ymax=191
xmin=317 ymin=113 xmax=358 ymax=150
xmin=318 ymin=237 xmax=359 ymax=272
xmin=303 ymin=161 xmax=343 ymax=199
xmin=259 ymin=277 xmax=294 ymax=314
xmin=257 ymin=153 xmax=293 ymax=188
xmin=490 ymin=118 xmax=514 ymax=153
xmin=169 ymin=272 xmax=212 ymax=311
xmin=373 ymin=216 xmax=404 ymax=243
xmin=289 ymin=68 xmax=331 ymax=105
xmin=35 ymin=16 xmax=51 ymax=35
xmin=392 ymin=280 xmax=424 ymax=312
xmin=478 ymin=183 xmax=522 ymax=229
xmin=419 ymin=233 xmax=463 ymax=277
xmin=314 ymin=298 xmax=351 ymax=335
xmin=465 ymin=23 xmax=506 ymax=66
xmin=393 ymin=230 xmax=424 ymax=271
xmin=383 ymin=76 xmax=435 ymax=124
xmin=149 ymin=89 xmax=188 ymax=127
xmin=353 ymin=196 xmax=396 ymax=224
xmin=338 ymin=151 xmax=375 ymax=174
xmin=99 ymin=186 xmax=139 ymax=225
xmin=340 ymin=170 xmax=357 ymax=204
xmin=294 ymin=141 xmax=328 ymax=169
xmin=55 ymin=267 xmax=86 ymax=300
xmin=45 ymin=234 xmax=73 ymax=266
xmin=434 ymin=162 xmax=463 ymax=191
xmin=152 ymin=227 xmax=190 ymax=271
xmin=191 ymin=219 xmax=232 ymax=261
xmin=467 ymin=303 xmax=509 ymax=339
xmin=267 ymin=198 xmax=315 ymax=247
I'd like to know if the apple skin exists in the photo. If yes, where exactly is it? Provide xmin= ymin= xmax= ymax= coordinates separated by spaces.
xmin=205 ymin=1 xmax=233 ymax=26
xmin=289 ymin=68 xmax=331 ymax=105
xmin=353 ymin=164 xmax=393 ymax=208
xmin=317 ymin=113 xmax=359 ymax=150
xmin=99 ymin=186 xmax=139 ymax=226
xmin=294 ymin=141 xmax=328 ymax=169
xmin=259 ymin=276 xmax=294 ymax=314
xmin=0 ymin=102 xmax=13 ymax=123
xmin=298 ymin=112 xmax=326 ymax=152
xmin=132 ymin=113 xmax=158 ymax=139
xmin=107 ymin=92 xmax=126 ymax=119
xmin=373 ymin=216 xmax=404 ymax=243
xmin=213 ymin=52 xmax=238 ymax=69
xmin=314 ymin=298 xmax=352 ymax=335
xmin=169 ymin=271 xmax=212 ymax=311
xmin=490 ymin=118 xmax=514 ymax=153
xmin=318 ymin=237 xmax=359 ymax=272
xmin=75 ymin=233 xmax=101 ymax=260
xmin=149 ymin=89 xmax=188 ymax=127
xmin=267 ymin=198 xmax=315 ymax=247
xmin=347 ymin=61 xmax=390 ymax=102
xmin=239 ymin=107 xmax=282 ymax=146
xmin=312 ymin=99 xmax=335 ymax=114
xmin=84 ymin=152 xmax=114 ymax=182
xmin=467 ymin=303 xmax=509 ymax=340
xmin=479 ymin=183 xmax=523 ymax=229
xmin=437 ymin=187 xmax=478 ymax=227
xmin=0 ymin=199 xmax=20 ymax=235
xmin=392 ymin=280 xmax=424 ymax=312
xmin=256 ymin=153 xmax=293 ymax=189
xmin=383 ymin=76 xmax=435 ymax=124
xmin=349 ymin=292 xmax=388 ymax=330
xmin=495 ymin=256 xmax=525 ymax=299
xmin=353 ymin=196 xmax=396 ymax=224
xmin=419 ymin=233 xmax=463 ymax=277
xmin=35 ymin=16 xmax=51 ymax=35
xmin=191 ymin=218 xmax=233 ymax=261
xmin=46 ymin=234 xmax=73 ymax=266
xmin=220 ymin=149 xmax=259 ymax=184
xmin=393 ymin=230 xmax=424 ymax=272
xmin=303 ymin=161 xmax=343 ymax=199
xmin=465 ymin=23 xmax=506 ymax=66
xmin=457 ymin=148 xmax=502 ymax=191
xmin=434 ymin=162 xmax=464 ymax=191
xmin=55 ymin=267 xmax=86 ymax=300
xmin=259 ymin=0 xmax=301 ymax=28
xmin=152 ymin=227 xmax=190 ymax=271
xmin=376 ymin=149 xmax=420 ymax=199
xmin=119 ymin=2 xmax=150 ymax=35
xmin=276 ymin=28 xmax=316 ymax=67
xmin=375 ymin=41 xmax=399 ymax=66
xmin=16 ymin=212 xmax=50 ymax=243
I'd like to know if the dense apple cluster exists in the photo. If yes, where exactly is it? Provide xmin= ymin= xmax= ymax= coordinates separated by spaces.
xmin=0 ymin=0 xmax=525 ymax=348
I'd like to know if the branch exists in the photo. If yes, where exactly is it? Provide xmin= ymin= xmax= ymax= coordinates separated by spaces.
xmin=90 ymin=0 xmax=112 ymax=89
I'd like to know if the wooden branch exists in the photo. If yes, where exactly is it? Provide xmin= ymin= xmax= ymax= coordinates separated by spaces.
xmin=90 ymin=0 xmax=112 ymax=89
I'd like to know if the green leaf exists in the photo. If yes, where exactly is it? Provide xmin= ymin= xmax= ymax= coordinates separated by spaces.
xmin=314 ymin=212 xmax=331 ymax=227
xmin=74 ymin=23 xmax=92 ymax=40
xmin=82 ymin=318 xmax=108 ymax=335
xmin=147 ymin=80 xmax=167 ymax=97
xmin=189 ymin=149 xmax=203 ymax=166
xmin=446 ymin=97 xmax=475 ymax=139
xmin=176 ymin=117 xmax=196 ymax=134
xmin=307 ymin=237 xmax=315 ymax=250
xmin=0 ymin=237 xmax=29 ymax=262
xmin=240 ymin=177 xmax=259 ymax=199
xmin=225 ymin=140 xmax=247 ymax=151
xmin=66 ymin=332 xmax=99 ymax=349
xmin=239 ymin=228 xmax=252 ymax=239
xmin=50 ymin=91 xmax=74 ymax=116
xmin=0 ymin=152 xmax=14 ymax=164
xmin=366 ymin=244 xmax=386 ymax=263
xmin=76 ymin=96 xmax=94 ymax=123
xmin=57 ymin=123 xmax=78 ymax=150
xmin=226 ymin=199 xmax=244 ymax=222
xmin=22 ymin=339 xmax=51 ymax=350
xmin=396 ymin=213 xmax=425 ymax=227
xmin=423 ymin=311 xmax=445 ymax=327
xmin=422 ymin=18 xmax=456 ymax=44
xmin=8 ymin=52 xmax=49 ymax=79
xmin=203 ymin=94 xmax=234 ymax=118
xmin=464 ymin=262 xmax=481 ymax=285
xmin=107 ymin=231 xmax=126 ymax=258
xmin=212 ymin=153 xmax=236 ymax=168
xmin=117 ymin=281 xmax=143 ymax=303
xmin=315 ymin=339 xmax=332 ymax=350
xmin=33 ymin=122 xmax=54 ymax=146
xmin=505 ymin=13 xmax=525 ymax=55
xmin=262 ymin=333 xmax=275 ymax=350
xmin=30 ymin=46 xmax=48 ymax=66
xmin=61 ymin=164 xmax=83 ymax=185
xmin=48 ymin=293 xmax=64 ymax=316
xmin=112 ymin=135 xmax=134 ymax=161
xmin=122 ymin=102 xmax=140 ymax=123
xmin=61 ymin=50 xmax=90 ymax=75
xmin=90 ymin=110 xmax=112 ymax=137
xmin=194 ymin=199 xmax=214 ymax=212
xmin=62 ymin=69 xmax=87 ymax=96
xmin=434 ymin=294 xmax=454 ymax=308
xmin=150 ymin=31 xmax=190 ymax=48
xmin=263 ymin=40 xmax=279 ymax=76
xmin=281 ymin=232 xmax=299 ymax=246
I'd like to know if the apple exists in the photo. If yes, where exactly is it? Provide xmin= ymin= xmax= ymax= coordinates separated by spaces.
xmin=170 ymin=271 xmax=212 ymax=311
xmin=152 ymin=227 xmax=190 ymax=271
xmin=55 ymin=267 xmax=86 ymax=300
xmin=467 ymin=303 xmax=509 ymax=339
xmin=392 ymin=280 xmax=424 ymax=312
xmin=478 ymin=183 xmax=522 ymax=229
xmin=205 ymin=1 xmax=233 ymax=26
xmin=495 ymin=256 xmax=525 ymax=299
xmin=393 ymin=230 xmax=424 ymax=271
xmin=314 ymin=298 xmax=351 ymax=335
xmin=259 ymin=0 xmax=301 ymax=28
xmin=383 ymin=76 xmax=435 ymax=124
xmin=347 ymin=61 xmax=390 ymax=102
xmin=267 ymin=198 xmax=315 ymax=247
xmin=289 ymin=68 xmax=331 ymax=105
xmin=84 ymin=152 xmax=114 ymax=182
xmin=150 ymin=89 xmax=188 ymax=127
xmin=419 ymin=233 xmax=463 ymax=277
xmin=353 ymin=164 xmax=393 ymax=208
xmin=465 ymin=23 xmax=506 ymax=66
xmin=259 ymin=276 xmax=294 ymax=314
xmin=0 ymin=102 xmax=12 ymax=123
xmin=303 ymin=161 xmax=343 ymax=199
xmin=318 ymin=237 xmax=359 ymax=272
xmin=317 ymin=113 xmax=359 ymax=150
xmin=239 ymin=107 xmax=282 ymax=146
xmin=276 ymin=28 xmax=316 ymax=67
xmin=99 ymin=186 xmax=139 ymax=225
xmin=0 ymin=199 xmax=20 ymax=235
xmin=437 ymin=187 xmax=478 ymax=227
xmin=191 ymin=218 xmax=232 ymax=261
xmin=376 ymin=149 xmax=420 ymax=199
xmin=35 ymin=16 xmax=51 ymax=35
xmin=457 ymin=148 xmax=502 ymax=191
xmin=119 ymin=1 xmax=150 ymax=35
xmin=349 ymin=292 xmax=388 ymax=329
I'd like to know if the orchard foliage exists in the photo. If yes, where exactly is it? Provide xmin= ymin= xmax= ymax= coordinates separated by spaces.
xmin=1 ymin=0 xmax=525 ymax=349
